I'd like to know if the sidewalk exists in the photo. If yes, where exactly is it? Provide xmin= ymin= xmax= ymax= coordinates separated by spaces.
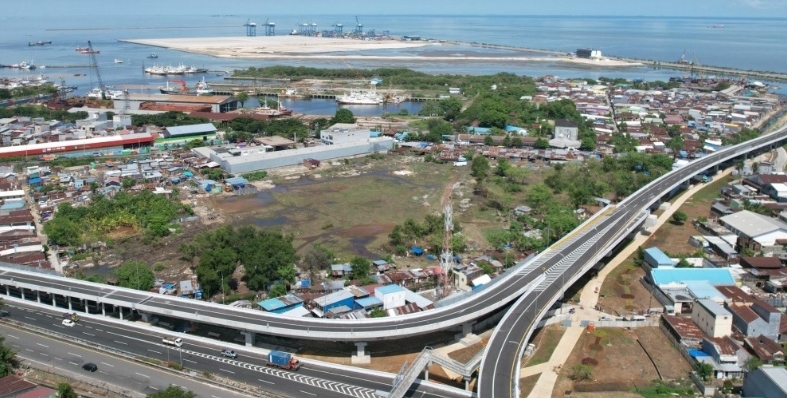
xmin=523 ymin=167 xmax=734 ymax=398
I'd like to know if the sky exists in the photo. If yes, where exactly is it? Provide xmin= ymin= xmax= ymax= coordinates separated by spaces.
xmin=7 ymin=0 xmax=787 ymax=17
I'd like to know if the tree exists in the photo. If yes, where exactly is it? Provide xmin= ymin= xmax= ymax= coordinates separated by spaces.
xmin=676 ymin=257 xmax=692 ymax=268
xmin=534 ymin=137 xmax=549 ymax=149
xmin=235 ymin=92 xmax=249 ymax=108
xmin=471 ymin=155 xmax=490 ymax=182
xmin=483 ymin=135 xmax=494 ymax=146
xmin=269 ymin=284 xmax=286 ymax=298
xmin=511 ymin=136 xmax=523 ymax=148
xmin=277 ymin=264 xmax=297 ymax=284
xmin=694 ymin=362 xmax=714 ymax=381
xmin=302 ymin=244 xmax=334 ymax=276
xmin=671 ymin=210 xmax=688 ymax=225
xmin=115 ymin=260 xmax=155 ymax=291
xmin=569 ymin=364 xmax=594 ymax=381
xmin=57 ymin=383 xmax=79 ymax=398
xmin=370 ymin=307 xmax=387 ymax=317
xmin=147 ymin=386 xmax=196 ymax=398
xmin=0 ymin=336 xmax=19 ymax=377
xmin=349 ymin=256 xmax=372 ymax=280
xmin=744 ymin=356 xmax=762 ymax=371
xmin=330 ymin=108 xmax=356 ymax=124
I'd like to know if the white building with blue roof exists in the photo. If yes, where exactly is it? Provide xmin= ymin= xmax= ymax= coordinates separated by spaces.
xmin=375 ymin=284 xmax=406 ymax=310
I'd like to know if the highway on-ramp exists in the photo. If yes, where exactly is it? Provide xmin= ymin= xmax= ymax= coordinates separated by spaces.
xmin=479 ymin=122 xmax=787 ymax=397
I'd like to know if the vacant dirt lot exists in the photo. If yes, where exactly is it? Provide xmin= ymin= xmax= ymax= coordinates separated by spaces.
xmin=551 ymin=327 xmax=692 ymax=397
xmin=596 ymin=264 xmax=655 ymax=316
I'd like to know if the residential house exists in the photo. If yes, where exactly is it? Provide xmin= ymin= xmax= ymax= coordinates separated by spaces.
xmin=698 ymin=336 xmax=746 ymax=379
xmin=310 ymin=290 xmax=355 ymax=317
xmin=744 ymin=335 xmax=785 ymax=364
xmin=726 ymin=299 xmax=782 ymax=341
xmin=643 ymin=247 xmax=675 ymax=269
xmin=375 ymin=284 xmax=406 ymax=310
xmin=549 ymin=119 xmax=580 ymax=149
xmin=258 ymin=294 xmax=304 ymax=315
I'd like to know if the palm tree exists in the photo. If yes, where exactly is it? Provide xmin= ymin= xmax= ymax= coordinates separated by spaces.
xmin=0 ymin=336 xmax=20 ymax=377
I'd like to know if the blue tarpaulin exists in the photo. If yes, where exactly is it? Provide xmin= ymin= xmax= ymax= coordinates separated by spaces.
xmin=411 ymin=247 xmax=424 ymax=256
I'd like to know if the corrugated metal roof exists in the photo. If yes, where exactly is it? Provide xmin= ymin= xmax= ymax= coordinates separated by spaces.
xmin=163 ymin=123 xmax=217 ymax=137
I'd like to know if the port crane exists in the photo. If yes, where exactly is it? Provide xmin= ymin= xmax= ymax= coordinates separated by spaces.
xmin=86 ymin=41 xmax=106 ymax=99
xmin=354 ymin=16 xmax=363 ymax=36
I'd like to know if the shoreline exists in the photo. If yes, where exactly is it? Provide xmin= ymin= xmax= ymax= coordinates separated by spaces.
xmin=120 ymin=36 xmax=643 ymax=68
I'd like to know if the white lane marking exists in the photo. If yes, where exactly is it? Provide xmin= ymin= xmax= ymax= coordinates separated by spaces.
xmin=300 ymin=391 xmax=316 ymax=396
xmin=6 ymin=335 xmax=18 ymax=339
xmin=219 ymin=368 xmax=235 ymax=374
xmin=39 ymin=353 xmax=48 ymax=357
xmin=95 ymin=328 xmax=103 ymax=332
xmin=69 ymin=361 xmax=79 ymax=366
xmin=182 ymin=358 xmax=196 ymax=364
xmin=68 ymin=352 xmax=82 ymax=358
xmin=135 ymin=372 xmax=150 ymax=378
xmin=37 ymin=343 xmax=50 ymax=349
xmin=99 ymin=370 xmax=109 ymax=375
xmin=24 ymin=316 xmax=36 ymax=320
xmin=113 ymin=340 xmax=127 ymax=345
xmin=258 ymin=379 xmax=274 ymax=385
xmin=148 ymin=349 xmax=162 ymax=355
xmin=85 ymin=325 xmax=92 ymax=329
xmin=83 ymin=332 xmax=95 ymax=336
xmin=149 ymin=386 xmax=159 ymax=390
xmin=25 ymin=348 xmax=34 ymax=352
xmin=101 ymin=362 xmax=114 ymax=368
xmin=54 ymin=357 xmax=63 ymax=361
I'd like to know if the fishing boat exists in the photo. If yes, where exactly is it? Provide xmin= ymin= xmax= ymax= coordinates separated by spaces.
xmin=75 ymin=46 xmax=89 ymax=52
xmin=114 ymin=59 xmax=123 ymax=64
xmin=255 ymin=95 xmax=293 ymax=117
xmin=147 ymin=53 xmax=158 ymax=59
xmin=159 ymin=80 xmax=188 ymax=94
xmin=195 ymin=77 xmax=213 ymax=95
xmin=80 ymin=49 xmax=99 ymax=54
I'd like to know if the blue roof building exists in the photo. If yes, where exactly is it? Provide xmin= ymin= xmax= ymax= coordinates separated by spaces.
xmin=354 ymin=296 xmax=383 ymax=310
xmin=257 ymin=294 xmax=304 ymax=314
xmin=466 ymin=126 xmax=491 ymax=135
xmin=650 ymin=268 xmax=735 ymax=286
xmin=644 ymin=247 xmax=674 ymax=268
xmin=312 ymin=290 xmax=355 ymax=317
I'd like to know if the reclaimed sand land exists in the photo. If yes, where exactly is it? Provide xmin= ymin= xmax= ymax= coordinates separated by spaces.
xmin=121 ymin=36 xmax=641 ymax=67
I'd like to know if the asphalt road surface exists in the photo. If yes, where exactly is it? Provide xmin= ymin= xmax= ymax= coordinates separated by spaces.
xmin=0 ymin=322 xmax=251 ymax=398
xmin=0 ymin=300 xmax=465 ymax=398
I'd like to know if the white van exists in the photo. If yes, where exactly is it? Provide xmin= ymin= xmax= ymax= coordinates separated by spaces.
xmin=631 ymin=315 xmax=646 ymax=322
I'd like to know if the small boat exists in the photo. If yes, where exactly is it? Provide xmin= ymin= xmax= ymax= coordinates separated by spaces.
xmin=114 ymin=59 xmax=123 ymax=64
xmin=80 ymin=49 xmax=99 ymax=54
xmin=147 ymin=53 xmax=158 ymax=59
xmin=195 ymin=77 xmax=213 ymax=95
xmin=75 ymin=46 xmax=89 ymax=52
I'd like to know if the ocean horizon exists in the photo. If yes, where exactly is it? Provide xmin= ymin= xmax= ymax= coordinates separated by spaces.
xmin=2 ymin=14 xmax=786 ymax=98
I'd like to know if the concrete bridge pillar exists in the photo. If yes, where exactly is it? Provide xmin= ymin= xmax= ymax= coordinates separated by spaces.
xmin=101 ymin=302 xmax=105 ymax=316
xmin=4 ymin=285 xmax=8 ymax=296
xmin=713 ymin=164 xmax=720 ymax=174
xmin=118 ymin=307 xmax=124 ymax=320
xmin=464 ymin=376 xmax=472 ymax=390
xmin=139 ymin=312 xmax=150 ymax=323
xmin=455 ymin=322 xmax=478 ymax=343
xmin=67 ymin=299 xmax=72 ymax=311
xmin=36 ymin=291 xmax=41 ymax=304
xmin=51 ymin=293 xmax=56 ymax=307
xmin=83 ymin=299 xmax=89 ymax=313
xmin=424 ymin=367 xmax=429 ymax=381
xmin=351 ymin=342 xmax=370 ymax=364
xmin=240 ymin=331 xmax=255 ymax=347
xmin=19 ymin=288 xmax=25 ymax=301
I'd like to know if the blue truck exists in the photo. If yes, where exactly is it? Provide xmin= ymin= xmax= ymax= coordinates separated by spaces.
xmin=267 ymin=350 xmax=300 ymax=370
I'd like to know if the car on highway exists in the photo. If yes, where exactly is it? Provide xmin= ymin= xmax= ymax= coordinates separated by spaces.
xmin=0 ymin=310 xmax=9 ymax=318
xmin=62 ymin=319 xmax=75 ymax=327
xmin=81 ymin=363 xmax=97 ymax=372
xmin=221 ymin=349 xmax=238 ymax=359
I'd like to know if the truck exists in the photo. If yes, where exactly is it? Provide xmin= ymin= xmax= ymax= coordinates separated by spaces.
xmin=266 ymin=350 xmax=300 ymax=370
xmin=162 ymin=337 xmax=183 ymax=347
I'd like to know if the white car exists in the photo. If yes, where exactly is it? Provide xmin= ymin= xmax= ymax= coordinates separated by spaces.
xmin=62 ymin=319 xmax=75 ymax=327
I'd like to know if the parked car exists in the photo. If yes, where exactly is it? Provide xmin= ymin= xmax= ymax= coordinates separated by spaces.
xmin=62 ymin=319 xmax=75 ymax=327
xmin=82 ymin=362 xmax=97 ymax=372
xmin=221 ymin=349 xmax=238 ymax=359
xmin=0 ymin=310 xmax=10 ymax=317
xmin=598 ymin=316 xmax=613 ymax=322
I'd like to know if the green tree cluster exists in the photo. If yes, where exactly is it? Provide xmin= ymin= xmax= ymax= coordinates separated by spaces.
xmin=227 ymin=116 xmax=310 ymax=142
xmin=0 ymin=105 xmax=87 ymax=123
xmin=131 ymin=111 xmax=210 ymax=127
xmin=57 ymin=383 xmax=79 ymax=398
xmin=388 ymin=214 xmax=465 ymax=255
xmin=43 ymin=190 xmax=191 ymax=246
xmin=115 ymin=260 xmax=156 ymax=291
xmin=0 ymin=334 xmax=19 ymax=377
xmin=179 ymin=225 xmax=297 ymax=297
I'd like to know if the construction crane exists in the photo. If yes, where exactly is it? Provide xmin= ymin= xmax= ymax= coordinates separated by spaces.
xmin=86 ymin=41 xmax=105 ymax=99
xmin=677 ymin=49 xmax=688 ymax=64
xmin=119 ymin=86 xmax=130 ymax=118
